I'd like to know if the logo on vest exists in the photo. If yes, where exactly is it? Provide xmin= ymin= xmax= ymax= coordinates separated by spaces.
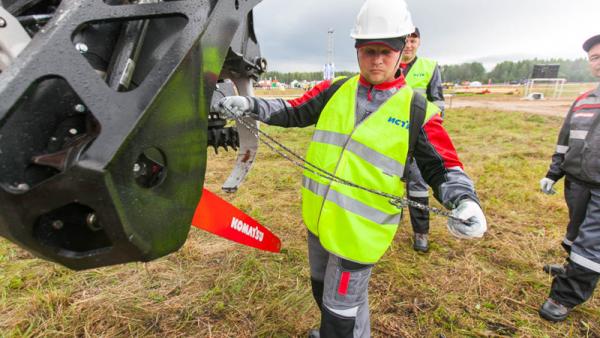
xmin=387 ymin=117 xmax=410 ymax=129
xmin=412 ymin=73 xmax=426 ymax=78
xmin=231 ymin=217 xmax=264 ymax=242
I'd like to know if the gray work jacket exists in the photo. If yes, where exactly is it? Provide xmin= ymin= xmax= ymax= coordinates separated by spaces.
xmin=547 ymin=84 xmax=600 ymax=186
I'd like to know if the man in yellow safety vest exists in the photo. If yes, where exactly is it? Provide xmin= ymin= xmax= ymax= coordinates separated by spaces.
xmin=214 ymin=0 xmax=487 ymax=336
xmin=400 ymin=27 xmax=446 ymax=252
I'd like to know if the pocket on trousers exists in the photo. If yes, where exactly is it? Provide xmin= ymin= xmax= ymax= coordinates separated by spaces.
xmin=333 ymin=264 xmax=372 ymax=304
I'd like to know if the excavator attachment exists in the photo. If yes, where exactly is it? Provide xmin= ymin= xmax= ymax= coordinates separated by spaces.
xmin=0 ymin=0 xmax=265 ymax=269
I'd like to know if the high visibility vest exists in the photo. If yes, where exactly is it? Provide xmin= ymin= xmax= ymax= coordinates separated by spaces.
xmin=301 ymin=75 xmax=439 ymax=263
xmin=405 ymin=57 xmax=437 ymax=97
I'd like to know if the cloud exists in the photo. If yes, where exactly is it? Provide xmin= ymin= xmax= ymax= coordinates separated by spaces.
xmin=253 ymin=0 xmax=600 ymax=72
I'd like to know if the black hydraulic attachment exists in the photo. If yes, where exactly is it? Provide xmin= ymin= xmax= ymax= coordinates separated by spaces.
xmin=0 ymin=0 xmax=265 ymax=269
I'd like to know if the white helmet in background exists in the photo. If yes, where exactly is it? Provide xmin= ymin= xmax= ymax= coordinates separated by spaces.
xmin=350 ymin=0 xmax=415 ymax=40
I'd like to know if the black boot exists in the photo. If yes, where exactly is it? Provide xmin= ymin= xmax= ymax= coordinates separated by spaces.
xmin=539 ymin=298 xmax=571 ymax=322
xmin=413 ymin=233 xmax=429 ymax=252
xmin=550 ymin=260 xmax=600 ymax=309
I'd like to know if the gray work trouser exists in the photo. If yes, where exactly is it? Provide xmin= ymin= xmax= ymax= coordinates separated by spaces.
xmin=407 ymin=160 xmax=430 ymax=234
xmin=308 ymin=231 xmax=372 ymax=338
xmin=550 ymin=178 xmax=600 ymax=307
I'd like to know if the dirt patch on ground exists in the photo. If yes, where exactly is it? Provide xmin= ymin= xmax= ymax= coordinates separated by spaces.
xmin=449 ymin=97 xmax=572 ymax=117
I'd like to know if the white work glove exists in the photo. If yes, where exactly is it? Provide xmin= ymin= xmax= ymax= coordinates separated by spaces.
xmin=214 ymin=96 xmax=253 ymax=119
xmin=447 ymin=199 xmax=487 ymax=239
xmin=540 ymin=177 xmax=556 ymax=195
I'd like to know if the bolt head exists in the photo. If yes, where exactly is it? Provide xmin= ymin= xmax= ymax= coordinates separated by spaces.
xmin=52 ymin=220 xmax=64 ymax=230
xmin=75 ymin=43 xmax=88 ymax=53
xmin=0 ymin=17 xmax=6 ymax=28
xmin=86 ymin=213 xmax=97 ymax=225
xmin=74 ymin=104 xmax=86 ymax=112
xmin=86 ymin=213 xmax=102 ymax=231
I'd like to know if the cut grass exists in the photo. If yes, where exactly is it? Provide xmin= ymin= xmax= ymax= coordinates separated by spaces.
xmin=1 ymin=107 xmax=600 ymax=337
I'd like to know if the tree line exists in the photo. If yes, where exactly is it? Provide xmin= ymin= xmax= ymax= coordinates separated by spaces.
xmin=442 ymin=58 xmax=594 ymax=83
xmin=261 ymin=58 xmax=595 ymax=84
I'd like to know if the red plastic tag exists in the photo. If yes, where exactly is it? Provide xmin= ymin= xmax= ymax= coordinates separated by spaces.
xmin=191 ymin=188 xmax=281 ymax=253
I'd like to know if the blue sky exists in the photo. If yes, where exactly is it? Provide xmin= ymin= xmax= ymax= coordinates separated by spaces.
xmin=253 ymin=0 xmax=600 ymax=72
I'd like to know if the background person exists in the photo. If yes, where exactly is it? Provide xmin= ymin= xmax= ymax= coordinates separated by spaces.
xmin=400 ymin=27 xmax=446 ymax=252
xmin=539 ymin=33 xmax=600 ymax=322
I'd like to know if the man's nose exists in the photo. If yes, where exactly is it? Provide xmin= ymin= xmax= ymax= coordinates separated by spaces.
xmin=373 ymin=53 xmax=385 ymax=63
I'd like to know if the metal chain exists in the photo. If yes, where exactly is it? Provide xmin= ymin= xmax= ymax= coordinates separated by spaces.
xmin=225 ymin=107 xmax=466 ymax=224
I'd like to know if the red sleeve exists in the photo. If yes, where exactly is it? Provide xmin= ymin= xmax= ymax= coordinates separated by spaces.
xmin=422 ymin=115 xmax=463 ymax=169
xmin=286 ymin=80 xmax=333 ymax=108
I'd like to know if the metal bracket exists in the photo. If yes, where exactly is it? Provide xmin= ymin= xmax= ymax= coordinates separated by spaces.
xmin=0 ymin=6 xmax=31 ymax=71
xmin=220 ymin=74 xmax=259 ymax=193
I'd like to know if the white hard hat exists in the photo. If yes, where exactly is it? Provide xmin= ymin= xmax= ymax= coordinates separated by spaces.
xmin=350 ymin=0 xmax=415 ymax=40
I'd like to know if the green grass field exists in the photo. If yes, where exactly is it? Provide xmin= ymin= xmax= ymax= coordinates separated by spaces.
xmin=1 ymin=107 xmax=599 ymax=337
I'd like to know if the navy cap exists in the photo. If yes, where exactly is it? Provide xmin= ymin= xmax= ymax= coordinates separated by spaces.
xmin=583 ymin=34 xmax=600 ymax=52
xmin=355 ymin=37 xmax=406 ymax=51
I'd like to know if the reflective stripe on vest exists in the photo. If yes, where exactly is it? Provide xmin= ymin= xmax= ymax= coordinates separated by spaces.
xmin=301 ymin=75 xmax=439 ymax=263
xmin=405 ymin=57 xmax=437 ymax=95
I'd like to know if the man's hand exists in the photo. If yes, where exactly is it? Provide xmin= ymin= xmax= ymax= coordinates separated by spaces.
xmin=447 ymin=200 xmax=487 ymax=239
xmin=213 ymin=96 xmax=253 ymax=119
xmin=540 ymin=177 xmax=556 ymax=195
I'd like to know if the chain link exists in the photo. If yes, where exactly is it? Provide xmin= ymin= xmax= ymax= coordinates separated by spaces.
xmin=225 ymin=106 xmax=466 ymax=224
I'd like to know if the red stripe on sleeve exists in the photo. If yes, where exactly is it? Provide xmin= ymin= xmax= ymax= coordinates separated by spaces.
xmin=576 ymin=90 xmax=594 ymax=102
xmin=338 ymin=271 xmax=351 ymax=296
xmin=572 ymin=104 xmax=600 ymax=112
xmin=423 ymin=115 xmax=463 ymax=169
xmin=286 ymin=80 xmax=332 ymax=108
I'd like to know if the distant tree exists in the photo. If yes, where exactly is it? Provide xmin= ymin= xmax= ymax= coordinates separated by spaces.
xmin=441 ymin=62 xmax=486 ymax=83
xmin=559 ymin=58 xmax=595 ymax=82
xmin=469 ymin=62 xmax=486 ymax=82
xmin=485 ymin=58 xmax=594 ymax=83
xmin=487 ymin=61 xmax=513 ymax=83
